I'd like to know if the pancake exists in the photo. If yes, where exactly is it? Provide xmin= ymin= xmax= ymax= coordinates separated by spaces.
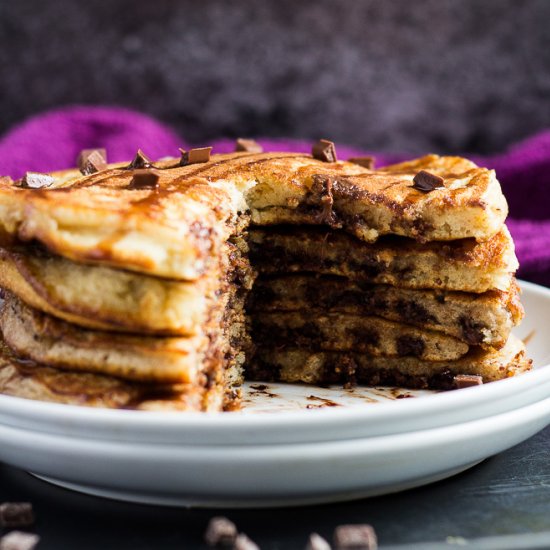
xmin=0 ymin=147 xmax=530 ymax=408
xmin=0 ymin=292 xmax=233 ymax=385
xmin=251 ymin=311 xmax=469 ymax=361
xmin=248 ymin=225 xmax=518 ymax=293
xmin=0 ymin=239 xmax=254 ymax=335
xmin=250 ymin=276 xmax=523 ymax=347
xmin=249 ymin=334 xmax=531 ymax=389
xmin=0 ymin=153 xmax=506 ymax=280
xmin=0 ymin=340 xmax=222 ymax=411
xmin=248 ymin=154 xmax=507 ymax=244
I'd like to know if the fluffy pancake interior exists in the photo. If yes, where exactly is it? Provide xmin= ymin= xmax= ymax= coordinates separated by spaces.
xmin=247 ymin=334 xmax=531 ymax=389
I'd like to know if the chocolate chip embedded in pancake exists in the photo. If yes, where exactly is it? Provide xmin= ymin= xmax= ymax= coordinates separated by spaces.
xmin=251 ymin=311 xmax=469 ymax=361
xmin=249 ymin=275 xmax=523 ymax=347
xmin=248 ymin=225 xmax=518 ymax=293
xmin=248 ymin=334 xmax=531 ymax=389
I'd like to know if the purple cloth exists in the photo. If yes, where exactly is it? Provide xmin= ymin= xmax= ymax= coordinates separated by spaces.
xmin=0 ymin=106 xmax=548 ymax=286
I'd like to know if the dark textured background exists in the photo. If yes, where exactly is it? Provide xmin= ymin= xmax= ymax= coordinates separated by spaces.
xmin=1 ymin=1 xmax=550 ymax=154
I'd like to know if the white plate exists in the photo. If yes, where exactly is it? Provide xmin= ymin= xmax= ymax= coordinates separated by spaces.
xmin=1 ymin=396 xmax=548 ymax=508
xmin=0 ymin=281 xmax=548 ymax=506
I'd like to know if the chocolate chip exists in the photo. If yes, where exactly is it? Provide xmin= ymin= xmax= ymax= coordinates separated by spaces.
xmin=348 ymin=156 xmax=375 ymax=170
xmin=234 ymin=533 xmax=260 ymax=550
xmin=396 ymin=335 xmax=425 ymax=357
xmin=179 ymin=147 xmax=212 ymax=166
xmin=459 ymin=316 xmax=485 ymax=345
xmin=235 ymin=138 xmax=263 ymax=153
xmin=204 ymin=516 xmax=238 ymax=547
xmin=334 ymin=524 xmax=377 ymax=550
xmin=0 ymin=503 xmax=34 ymax=528
xmin=453 ymin=374 xmax=483 ymax=388
xmin=312 ymin=139 xmax=338 ymax=162
xmin=412 ymin=170 xmax=444 ymax=193
xmin=306 ymin=533 xmax=331 ymax=550
xmin=127 ymin=169 xmax=161 ymax=190
xmin=19 ymin=172 xmax=55 ymax=189
xmin=77 ymin=148 xmax=107 ymax=175
xmin=0 ymin=532 xmax=40 ymax=550
xmin=126 ymin=149 xmax=153 ymax=169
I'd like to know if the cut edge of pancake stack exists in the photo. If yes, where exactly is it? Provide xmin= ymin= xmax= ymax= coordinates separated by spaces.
xmin=0 ymin=141 xmax=532 ymax=411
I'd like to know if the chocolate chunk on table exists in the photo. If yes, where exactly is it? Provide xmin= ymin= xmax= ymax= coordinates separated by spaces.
xmin=0 ymin=531 xmax=40 ymax=550
xmin=333 ymin=524 xmax=377 ymax=549
xmin=234 ymin=533 xmax=260 ymax=550
xmin=204 ymin=516 xmax=237 ymax=546
xmin=0 ymin=502 xmax=34 ymax=528
xmin=306 ymin=532 xmax=332 ymax=550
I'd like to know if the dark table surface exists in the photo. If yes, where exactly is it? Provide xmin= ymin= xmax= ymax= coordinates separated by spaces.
xmin=0 ymin=426 xmax=548 ymax=549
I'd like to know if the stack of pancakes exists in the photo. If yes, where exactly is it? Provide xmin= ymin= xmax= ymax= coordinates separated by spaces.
xmin=0 ymin=144 xmax=530 ymax=410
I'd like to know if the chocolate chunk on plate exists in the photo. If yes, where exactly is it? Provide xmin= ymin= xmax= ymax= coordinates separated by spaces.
xmin=77 ymin=148 xmax=108 ymax=175
xmin=0 ymin=531 xmax=40 ymax=550
xmin=312 ymin=139 xmax=338 ymax=162
xmin=204 ymin=516 xmax=238 ymax=546
xmin=235 ymin=138 xmax=263 ymax=153
xmin=454 ymin=374 xmax=484 ymax=388
xmin=334 ymin=524 xmax=377 ymax=549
